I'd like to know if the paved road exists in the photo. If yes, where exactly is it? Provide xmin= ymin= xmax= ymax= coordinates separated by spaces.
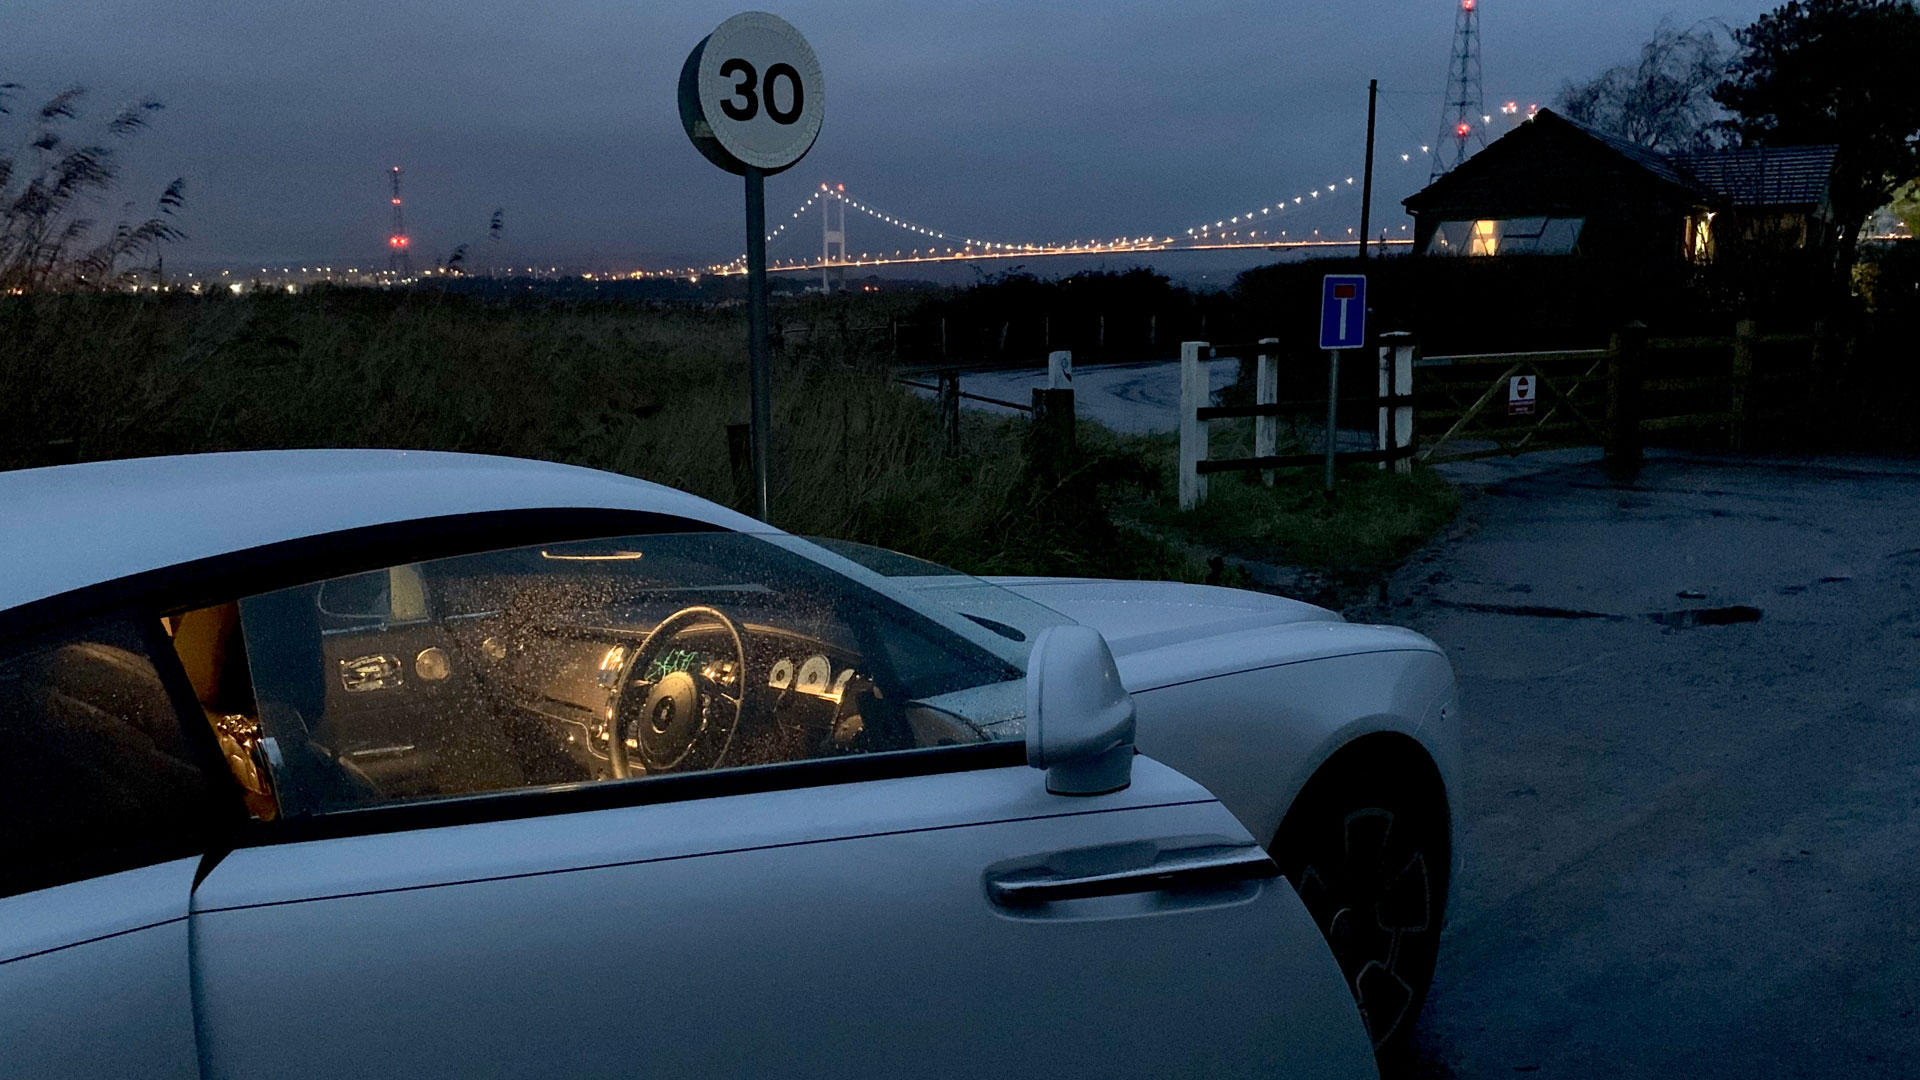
xmin=947 ymin=358 xmax=1244 ymax=434
xmin=935 ymin=358 xmax=1379 ymax=452
xmin=1381 ymin=451 xmax=1920 ymax=1077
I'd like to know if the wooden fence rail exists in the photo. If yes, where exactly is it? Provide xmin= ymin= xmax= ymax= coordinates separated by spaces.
xmin=890 ymin=319 xmax=1822 ymax=511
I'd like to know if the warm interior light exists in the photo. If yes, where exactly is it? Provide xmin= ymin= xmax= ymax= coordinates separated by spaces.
xmin=1470 ymin=219 xmax=1499 ymax=256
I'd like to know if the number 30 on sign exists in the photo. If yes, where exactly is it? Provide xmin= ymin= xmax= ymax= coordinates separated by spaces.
xmin=679 ymin=12 xmax=825 ymax=176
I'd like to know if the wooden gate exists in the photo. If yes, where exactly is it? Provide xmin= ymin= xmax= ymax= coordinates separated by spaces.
xmin=1414 ymin=321 xmax=1820 ymax=464
xmin=1415 ymin=348 xmax=1610 ymax=464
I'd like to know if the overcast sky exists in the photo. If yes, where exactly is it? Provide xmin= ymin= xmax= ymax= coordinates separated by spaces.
xmin=7 ymin=1 xmax=1780 ymax=269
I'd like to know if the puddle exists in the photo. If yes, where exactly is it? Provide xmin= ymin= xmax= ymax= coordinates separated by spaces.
xmin=1429 ymin=599 xmax=1624 ymax=621
xmin=1646 ymin=605 xmax=1763 ymax=627
xmin=1430 ymin=598 xmax=1763 ymax=628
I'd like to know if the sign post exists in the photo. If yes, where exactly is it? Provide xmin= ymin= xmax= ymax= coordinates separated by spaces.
xmin=1319 ymin=274 xmax=1368 ymax=497
xmin=680 ymin=12 xmax=825 ymax=523
xmin=1509 ymin=373 xmax=1536 ymax=416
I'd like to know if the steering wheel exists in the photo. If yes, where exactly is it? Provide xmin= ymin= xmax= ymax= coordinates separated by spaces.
xmin=608 ymin=606 xmax=748 ymax=779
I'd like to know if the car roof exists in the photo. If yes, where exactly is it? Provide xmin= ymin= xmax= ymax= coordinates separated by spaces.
xmin=0 ymin=450 xmax=762 ymax=613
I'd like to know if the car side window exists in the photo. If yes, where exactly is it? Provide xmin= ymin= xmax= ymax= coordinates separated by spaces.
xmin=0 ymin=616 xmax=218 ymax=900
xmin=231 ymin=532 xmax=1025 ymax=817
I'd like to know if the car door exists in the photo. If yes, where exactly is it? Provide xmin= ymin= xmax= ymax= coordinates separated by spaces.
xmin=185 ymin=530 xmax=1377 ymax=1079
xmin=306 ymin=564 xmax=484 ymax=797
xmin=0 ymin=614 xmax=225 ymax=1080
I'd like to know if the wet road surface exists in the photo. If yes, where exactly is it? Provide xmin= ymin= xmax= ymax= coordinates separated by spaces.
xmin=1380 ymin=451 xmax=1920 ymax=1077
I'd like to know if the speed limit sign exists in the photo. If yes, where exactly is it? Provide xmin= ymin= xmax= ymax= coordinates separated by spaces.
xmin=678 ymin=12 xmax=825 ymax=176
xmin=677 ymin=12 xmax=826 ymax=525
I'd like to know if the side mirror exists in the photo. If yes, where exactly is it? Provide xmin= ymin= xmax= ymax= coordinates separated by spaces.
xmin=1025 ymin=625 xmax=1136 ymax=795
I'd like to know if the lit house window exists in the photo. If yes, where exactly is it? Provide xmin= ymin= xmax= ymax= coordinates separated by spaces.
xmin=1686 ymin=212 xmax=1716 ymax=263
xmin=1427 ymin=217 xmax=1584 ymax=256
xmin=1470 ymin=219 xmax=1499 ymax=255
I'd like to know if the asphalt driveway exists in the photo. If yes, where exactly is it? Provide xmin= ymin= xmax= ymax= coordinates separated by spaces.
xmin=1380 ymin=450 xmax=1920 ymax=1077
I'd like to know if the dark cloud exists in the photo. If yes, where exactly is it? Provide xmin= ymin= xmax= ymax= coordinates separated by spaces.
xmin=7 ymin=0 xmax=1775 ymax=268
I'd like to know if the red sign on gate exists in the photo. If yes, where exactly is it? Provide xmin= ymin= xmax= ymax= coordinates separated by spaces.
xmin=1509 ymin=374 xmax=1536 ymax=416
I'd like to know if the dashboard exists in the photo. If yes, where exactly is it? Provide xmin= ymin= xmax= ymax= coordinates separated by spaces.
xmin=488 ymin=606 xmax=902 ymax=778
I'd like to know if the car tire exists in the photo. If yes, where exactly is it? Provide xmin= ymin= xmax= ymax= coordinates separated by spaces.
xmin=1270 ymin=754 xmax=1449 ymax=1054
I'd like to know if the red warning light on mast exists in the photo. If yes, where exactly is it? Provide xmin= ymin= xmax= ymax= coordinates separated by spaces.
xmin=1462 ymin=0 xmax=1475 ymax=9
xmin=386 ymin=166 xmax=411 ymax=273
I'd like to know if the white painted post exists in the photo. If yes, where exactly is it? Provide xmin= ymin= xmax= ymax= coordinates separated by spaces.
xmin=1376 ymin=338 xmax=1392 ymax=471
xmin=1255 ymin=337 xmax=1280 ymax=487
xmin=1179 ymin=341 xmax=1210 ymax=510
xmin=1396 ymin=340 xmax=1415 ymax=474
xmin=1378 ymin=332 xmax=1417 ymax=474
xmin=1047 ymin=349 xmax=1073 ymax=390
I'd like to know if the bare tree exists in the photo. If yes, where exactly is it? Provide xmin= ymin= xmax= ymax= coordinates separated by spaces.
xmin=1556 ymin=21 xmax=1732 ymax=151
xmin=0 ymin=83 xmax=186 ymax=291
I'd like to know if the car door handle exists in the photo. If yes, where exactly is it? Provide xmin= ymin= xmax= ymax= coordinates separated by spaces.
xmin=986 ymin=837 xmax=1280 ymax=906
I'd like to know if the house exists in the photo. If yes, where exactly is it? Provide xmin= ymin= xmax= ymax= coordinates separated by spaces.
xmin=1402 ymin=109 xmax=1837 ymax=268
xmin=1672 ymin=144 xmax=1841 ymax=260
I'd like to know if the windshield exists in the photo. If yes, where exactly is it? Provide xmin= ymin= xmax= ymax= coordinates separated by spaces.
xmin=792 ymin=536 xmax=1078 ymax=648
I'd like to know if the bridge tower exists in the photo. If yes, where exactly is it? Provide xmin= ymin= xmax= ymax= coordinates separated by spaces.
xmin=1430 ymin=0 xmax=1487 ymax=181
xmin=387 ymin=166 xmax=412 ymax=276
xmin=821 ymin=184 xmax=846 ymax=293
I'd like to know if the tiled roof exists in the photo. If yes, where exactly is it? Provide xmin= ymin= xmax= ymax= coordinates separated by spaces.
xmin=1672 ymin=146 xmax=1838 ymax=207
xmin=1554 ymin=113 xmax=1700 ymax=191
xmin=1403 ymin=109 xmax=1838 ymax=213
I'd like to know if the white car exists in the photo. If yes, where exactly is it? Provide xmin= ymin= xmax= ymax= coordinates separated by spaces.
xmin=0 ymin=450 xmax=1459 ymax=1079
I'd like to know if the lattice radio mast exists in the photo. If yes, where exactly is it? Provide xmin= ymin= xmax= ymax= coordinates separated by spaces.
xmin=387 ymin=166 xmax=412 ymax=276
xmin=1430 ymin=0 xmax=1487 ymax=181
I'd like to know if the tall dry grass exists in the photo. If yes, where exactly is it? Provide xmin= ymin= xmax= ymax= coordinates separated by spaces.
xmin=0 ymin=289 xmax=1192 ymax=578
xmin=0 ymin=84 xmax=185 ymax=290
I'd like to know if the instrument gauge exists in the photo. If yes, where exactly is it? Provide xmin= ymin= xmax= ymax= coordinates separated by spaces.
xmin=796 ymin=655 xmax=831 ymax=696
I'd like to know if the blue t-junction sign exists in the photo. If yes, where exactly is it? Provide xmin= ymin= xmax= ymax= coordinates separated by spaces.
xmin=1319 ymin=274 xmax=1367 ymax=351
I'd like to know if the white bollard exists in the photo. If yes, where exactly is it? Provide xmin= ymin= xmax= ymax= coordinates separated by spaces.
xmin=1255 ymin=337 xmax=1280 ymax=487
xmin=1378 ymin=332 xmax=1417 ymax=474
xmin=1047 ymin=350 xmax=1073 ymax=390
xmin=1179 ymin=341 xmax=1210 ymax=510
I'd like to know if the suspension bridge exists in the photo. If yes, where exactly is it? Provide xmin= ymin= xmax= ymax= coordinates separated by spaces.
xmin=598 ymin=130 xmax=1459 ymax=285
xmin=582 ymin=0 xmax=1534 ymax=287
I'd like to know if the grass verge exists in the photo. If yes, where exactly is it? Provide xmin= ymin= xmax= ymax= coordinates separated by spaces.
xmin=0 ymin=289 xmax=1457 ymax=591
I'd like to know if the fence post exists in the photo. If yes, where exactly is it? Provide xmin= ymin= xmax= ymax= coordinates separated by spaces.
xmin=1606 ymin=321 xmax=1646 ymax=467
xmin=940 ymin=317 xmax=948 ymax=359
xmin=1179 ymin=341 xmax=1210 ymax=510
xmin=1379 ymin=331 xmax=1417 ymax=474
xmin=1029 ymin=386 xmax=1076 ymax=486
xmin=1255 ymin=337 xmax=1280 ymax=486
xmin=1048 ymin=350 xmax=1073 ymax=390
xmin=937 ymin=370 xmax=961 ymax=455
xmin=1730 ymin=317 xmax=1757 ymax=452
xmin=726 ymin=422 xmax=754 ymax=509
xmin=1808 ymin=320 xmax=1831 ymax=435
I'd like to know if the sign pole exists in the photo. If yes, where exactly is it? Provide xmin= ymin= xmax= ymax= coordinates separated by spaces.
xmin=681 ymin=11 xmax=824 ymax=523
xmin=1319 ymin=274 xmax=1365 ymax=500
xmin=743 ymin=165 xmax=772 ymax=522
xmin=1324 ymin=349 xmax=1340 ymax=498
